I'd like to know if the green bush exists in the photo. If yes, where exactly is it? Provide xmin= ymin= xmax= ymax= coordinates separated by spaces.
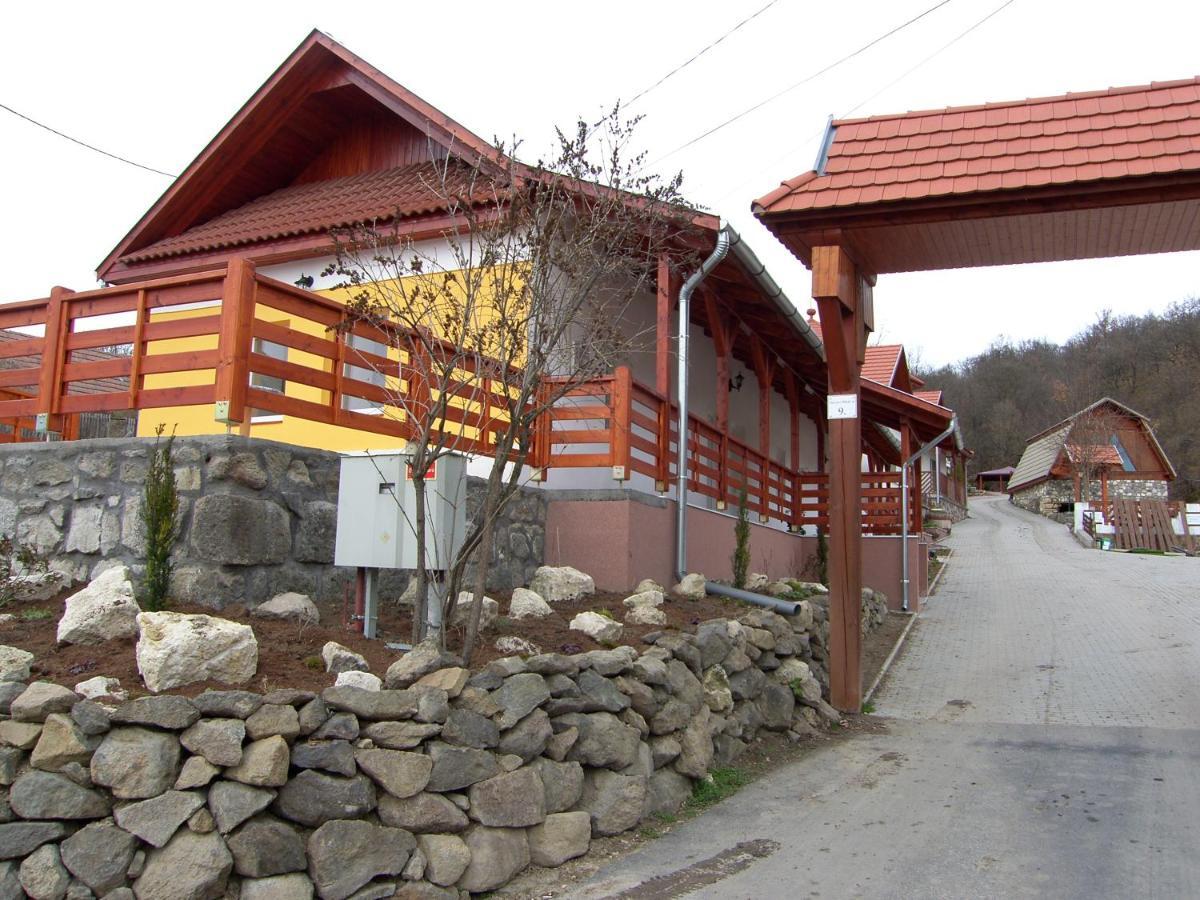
xmin=140 ymin=424 xmax=181 ymax=611
xmin=732 ymin=488 xmax=751 ymax=590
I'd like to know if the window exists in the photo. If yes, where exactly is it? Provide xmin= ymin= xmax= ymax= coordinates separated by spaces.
xmin=343 ymin=334 xmax=388 ymax=413
xmin=250 ymin=338 xmax=287 ymax=423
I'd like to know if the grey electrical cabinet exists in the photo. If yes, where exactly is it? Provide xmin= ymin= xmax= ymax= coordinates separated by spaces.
xmin=334 ymin=451 xmax=468 ymax=571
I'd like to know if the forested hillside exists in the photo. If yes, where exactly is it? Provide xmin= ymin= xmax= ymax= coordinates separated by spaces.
xmin=919 ymin=299 xmax=1200 ymax=500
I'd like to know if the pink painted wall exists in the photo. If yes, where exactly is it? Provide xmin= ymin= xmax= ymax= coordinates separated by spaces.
xmin=544 ymin=495 xmax=928 ymax=609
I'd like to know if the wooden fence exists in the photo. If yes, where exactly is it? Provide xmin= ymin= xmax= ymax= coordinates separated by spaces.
xmin=0 ymin=260 xmax=523 ymax=458
xmin=539 ymin=366 xmax=917 ymax=533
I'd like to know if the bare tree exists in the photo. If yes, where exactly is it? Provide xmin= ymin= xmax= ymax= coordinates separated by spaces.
xmin=1065 ymin=405 xmax=1125 ymax=501
xmin=323 ymin=111 xmax=697 ymax=661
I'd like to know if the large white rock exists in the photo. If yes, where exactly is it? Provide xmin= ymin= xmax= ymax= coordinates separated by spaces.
xmin=56 ymin=566 xmax=140 ymax=645
xmin=624 ymin=605 xmax=666 ymax=626
xmin=672 ymin=573 xmax=707 ymax=601
xmin=136 ymin=612 xmax=258 ymax=692
xmin=452 ymin=592 xmax=499 ymax=630
xmin=508 ymin=588 xmax=552 ymax=620
xmin=622 ymin=590 xmax=664 ymax=609
xmin=633 ymin=578 xmax=664 ymax=595
xmin=334 ymin=670 xmax=382 ymax=692
xmin=528 ymin=566 xmax=595 ymax=604
xmin=251 ymin=592 xmax=319 ymax=624
xmin=0 ymin=644 xmax=34 ymax=682
xmin=569 ymin=611 xmax=623 ymax=643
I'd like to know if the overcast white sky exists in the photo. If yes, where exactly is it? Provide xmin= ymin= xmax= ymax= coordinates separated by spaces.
xmin=3 ymin=1 xmax=1197 ymax=368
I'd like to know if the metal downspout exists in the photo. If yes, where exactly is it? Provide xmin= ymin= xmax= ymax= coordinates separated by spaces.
xmin=901 ymin=416 xmax=958 ymax=612
xmin=674 ymin=224 xmax=800 ymax=617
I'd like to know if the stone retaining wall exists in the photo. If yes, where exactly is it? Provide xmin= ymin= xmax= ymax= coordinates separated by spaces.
xmin=1012 ymin=477 xmax=1170 ymax=518
xmin=0 ymin=592 xmax=888 ymax=898
xmin=0 ymin=436 xmax=546 ymax=607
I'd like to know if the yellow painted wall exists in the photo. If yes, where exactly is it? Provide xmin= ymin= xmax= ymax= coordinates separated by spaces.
xmin=136 ymin=265 xmax=523 ymax=453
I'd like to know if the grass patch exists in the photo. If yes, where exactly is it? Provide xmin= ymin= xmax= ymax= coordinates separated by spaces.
xmin=636 ymin=825 xmax=661 ymax=840
xmin=303 ymin=655 xmax=323 ymax=671
xmin=653 ymin=811 xmax=678 ymax=825
xmin=18 ymin=608 xmax=52 ymax=622
xmin=861 ymin=700 xmax=876 ymax=714
xmin=686 ymin=767 xmax=750 ymax=811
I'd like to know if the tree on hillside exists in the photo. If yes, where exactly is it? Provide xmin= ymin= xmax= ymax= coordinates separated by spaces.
xmin=1064 ymin=406 xmax=1124 ymax=502
xmin=323 ymin=111 xmax=697 ymax=661
xmin=916 ymin=298 xmax=1200 ymax=501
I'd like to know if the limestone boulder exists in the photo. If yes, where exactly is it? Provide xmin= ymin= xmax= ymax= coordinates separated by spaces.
xmin=240 ymin=873 xmax=315 ymax=900
xmin=29 ymin=713 xmax=97 ymax=771
xmin=74 ymin=675 xmax=125 ymax=701
xmin=384 ymin=640 xmax=463 ymax=689
xmin=56 ymin=565 xmax=139 ymax=645
xmin=136 ymin=611 xmax=258 ymax=692
xmin=528 ymin=566 xmax=594 ymax=603
xmin=494 ymin=635 xmax=541 ymax=656
xmin=11 ymin=571 xmax=63 ymax=603
xmin=335 ymin=670 xmax=381 ymax=691
xmin=252 ymin=592 xmax=320 ymax=625
xmin=625 ymin=605 xmax=667 ymax=626
xmin=672 ymin=573 xmax=707 ymax=600
xmin=508 ymin=588 xmax=552 ymax=620
xmin=451 ymin=592 xmax=499 ymax=631
xmin=622 ymin=589 xmax=664 ymax=609
xmin=0 ymin=645 xmax=34 ymax=683
xmin=569 ymin=611 xmax=623 ymax=643
xmin=322 ymin=641 xmax=368 ymax=675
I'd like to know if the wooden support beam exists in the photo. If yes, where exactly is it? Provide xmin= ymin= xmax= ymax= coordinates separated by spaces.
xmin=214 ymin=259 xmax=258 ymax=425
xmin=37 ymin=286 xmax=73 ymax=424
xmin=656 ymin=254 xmax=672 ymax=399
xmin=812 ymin=244 xmax=870 ymax=713
xmin=704 ymin=291 xmax=734 ymax=508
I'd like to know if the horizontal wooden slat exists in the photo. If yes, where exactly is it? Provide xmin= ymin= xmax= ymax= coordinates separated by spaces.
xmin=251 ymin=320 xmax=338 ymax=360
xmin=0 ymin=368 xmax=41 ymax=389
xmin=249 ymin=352 xmax=336 ymax=393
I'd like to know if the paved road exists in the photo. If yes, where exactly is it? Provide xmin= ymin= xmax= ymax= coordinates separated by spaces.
xmin=566 ymin=495 xmax=1200 ymax=899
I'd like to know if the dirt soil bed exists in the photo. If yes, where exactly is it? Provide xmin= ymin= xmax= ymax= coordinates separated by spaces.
xmin=1 ymin=582 xmax=756 ymax=697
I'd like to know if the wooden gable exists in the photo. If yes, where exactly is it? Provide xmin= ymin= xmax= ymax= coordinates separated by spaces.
xmin=98 ymin=30 xmax=500 ymax=284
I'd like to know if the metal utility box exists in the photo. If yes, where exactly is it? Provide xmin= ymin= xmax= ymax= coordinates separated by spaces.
xmin=334 ymin=451 xmax=469 ymax=571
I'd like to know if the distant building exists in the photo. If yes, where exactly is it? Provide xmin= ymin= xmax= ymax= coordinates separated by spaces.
xmin=1008 ymin=398 xmax=1175 ymax=516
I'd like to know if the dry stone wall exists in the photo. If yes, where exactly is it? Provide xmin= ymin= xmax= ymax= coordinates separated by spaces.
xmin=0 ymin=436 xmax=546 ymax=608
xmin=0 ymin=591 xmax=888 ymax=898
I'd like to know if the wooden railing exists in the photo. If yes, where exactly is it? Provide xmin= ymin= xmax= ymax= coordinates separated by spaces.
xmin=540 ymin=366 xmax=917 ymax=533
xmin=0 ymin=261 xmax=526 ymax=457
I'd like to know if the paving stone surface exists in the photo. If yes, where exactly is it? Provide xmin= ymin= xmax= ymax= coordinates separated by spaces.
xmin=874 ymin=495 xmax=1200 ymax=729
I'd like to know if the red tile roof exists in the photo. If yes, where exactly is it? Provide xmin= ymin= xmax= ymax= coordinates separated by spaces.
xmin=123 ymin=162 xmax=483 ymax=263
xmin=862 ymin=344 xmax=903 ymax=386
xmin=755 ymin=77 xmax=1200 ymax=215
xmin=915 ymin=389 xmax=944 ymax=406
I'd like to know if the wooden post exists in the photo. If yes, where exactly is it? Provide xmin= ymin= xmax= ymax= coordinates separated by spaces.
xmin=655 ymin=254 xmax=672 ymax=400
xmin=812 ymin=244 xmax=869 ymax=713
xmin=37 ymin=286 xmax=73 ymax=432
xmin=214 ymin=258 xmax=257 ymax=425
xmin=611 ymin=365 xmax=633 ymax=481
xmin=127 ymin=289 xmax=148 ymax=411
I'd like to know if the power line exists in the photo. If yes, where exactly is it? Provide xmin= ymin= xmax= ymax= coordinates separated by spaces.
xmin=0 ymin=101 xmax=176 ymax=177
xmin=624 ymin=0 xmax=784 ymax=109
xmin=840 ymin=0 xmax=1017 ymax=118
xmin=712 ymin=0 xmax=1019 ymax=207
xmin=646 ymin=0 xmax=956 ymax=169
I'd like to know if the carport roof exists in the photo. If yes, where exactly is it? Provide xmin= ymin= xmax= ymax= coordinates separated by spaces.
xmin=753 ymin=76 xmax=1200 ymax=273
